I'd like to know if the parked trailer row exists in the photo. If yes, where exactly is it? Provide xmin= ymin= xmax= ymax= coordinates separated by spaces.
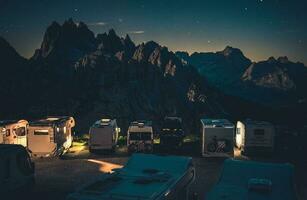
xmin=200 ymin=119 xmax=275 ymax=157
xmin=0 ymin=116 xmax=75 ymax=157
xmin=86 ymin=117 xmax=275 ymax=156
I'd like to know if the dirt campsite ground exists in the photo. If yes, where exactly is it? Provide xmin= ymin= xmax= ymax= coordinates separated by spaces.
xmin=7 ymin=144 xmax=307 ymax=200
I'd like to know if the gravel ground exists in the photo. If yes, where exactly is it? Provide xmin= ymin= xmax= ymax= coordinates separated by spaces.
xmin=7 ymin=146 xmax=307 ymax=200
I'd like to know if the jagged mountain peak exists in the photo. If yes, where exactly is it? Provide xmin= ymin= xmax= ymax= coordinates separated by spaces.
xmin=277 ymin=56 xmax=289 ymax=64
xmin=220 ymin=46 xmax=245 ymax=58
xmin=267 ymin=56 xmax=276 ymax=63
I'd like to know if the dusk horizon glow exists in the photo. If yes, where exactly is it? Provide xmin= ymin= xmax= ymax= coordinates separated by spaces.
xmin=1 ymin=0 xmax=306 ymax=64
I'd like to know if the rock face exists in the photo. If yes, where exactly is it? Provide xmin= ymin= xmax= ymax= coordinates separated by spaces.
xmin=242 ymin=57 xmax=306 ymax=92
xmin=176 ymin=46 xmax=252 ymax=91
xmin=176 ymin=47 xmax=307 ymax=107
xmin=1 ymin=19 xmax=306 ymax=130
xmin=0 ymin=37 xmax=29 ymax=117
xmin=0 ymin=20 xmax=218 ymax=133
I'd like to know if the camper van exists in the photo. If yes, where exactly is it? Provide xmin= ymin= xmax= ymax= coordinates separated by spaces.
xmin=67 ymin=153 xmax=195 ymax=200
xmin=0 ymin=120 xmax=28 ymax=147
xmin=206 ymin=159 xmax=298 ymax=200
xmin=200 ymin=119 xmax=234 ymax=157
xmin=236 ymin=120 xmax=275 ymax=155
xmin=127 ymin=121 xmax=153 ymax=153
xmin=27 ymin=116 xmax=75 ymax=157
xmin=0 ymin=144 xmax=35 ymax=194
xmin=160 ymin=117 xmax=185 ymax=149
xmin=89 ymin=118 xmax=119 ymax=152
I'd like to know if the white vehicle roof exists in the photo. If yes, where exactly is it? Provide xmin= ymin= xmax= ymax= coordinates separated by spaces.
xmin=67 ymin=154 xmax=193 ymax=200
xmin=239 ymin=119 xmax=274 ymax=127
xmin=91 ymin=119 xmax=117 ymax=128
xmin=201 ymin=119 xmax=234 ymax=128
xmin=128 ymin=120 xmax=153 ymax=133
xmin=164 ymin=116 xmax=182 ymax=122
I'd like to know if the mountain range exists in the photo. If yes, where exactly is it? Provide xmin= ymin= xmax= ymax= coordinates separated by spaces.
xmin=0 ymin=19 xmax=306 ymax=132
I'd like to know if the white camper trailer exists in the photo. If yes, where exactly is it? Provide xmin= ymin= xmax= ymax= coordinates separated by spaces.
xmin=0 ymin=120 xmax=28 ymax=147
xmin=89 ymin=119 xmax=119 ymax=152
xmin=200 ymin=119 xmax=234 ymax=157
xmin=27 ymin=116 xmax=75 ymax=157
xmin=67 ymin=153 xmax=195 ymax=200
xmin=127 ymin=121 xmax=153 ymax=153
xmin=236 ymin=120 xmax=275 ymax=155
xmin=0 ymin=144 xmax=35 ymax=194
xmin=0 ymin=127 xmax=4 ymax=144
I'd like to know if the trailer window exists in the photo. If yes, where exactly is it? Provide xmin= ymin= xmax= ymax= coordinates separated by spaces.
xmin=129 ymin=133 xmax=141 ymax=140
xmin=6 ymin=129 xmax=10 ymax=137
xmin=140 ymin=132 xmax=152 ymax=140
xmin=15 ymin=127 xmax=26 ymax=136
xmin=129 ymin=132 xmax=152 ymax=140
xmin=254 ymin=129 xmax=265 ymax=136
xmin=34 ymin=130 xmax=49 ymax=135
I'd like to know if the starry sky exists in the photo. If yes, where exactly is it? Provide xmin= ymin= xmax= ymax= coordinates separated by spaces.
xmin=0 ymin=0 xmax=306 ymax=64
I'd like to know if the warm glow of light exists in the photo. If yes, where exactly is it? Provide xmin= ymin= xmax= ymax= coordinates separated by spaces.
xmin=87 ymin=159 xmax=123 ymax=173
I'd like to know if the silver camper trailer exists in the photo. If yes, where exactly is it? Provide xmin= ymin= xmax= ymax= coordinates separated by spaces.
xmin=89 ymin=118 xmax=119 ymax=152
xmin=236 ymin=120 xmax=275 ymax=155
xmin=67 ymin=153 xmax=195 ymax=200
xmin=127 ymin=120 xmax=154 ymax=153
xmin=200 ymin=119 xmax=234 ymax=157
xmin=27 ymin=116 xmax=75 ymax=157
xmin=0 ymin=144 xmax=35 ymax=194
xmin=0 ymin=120 xmax=28 ymax=147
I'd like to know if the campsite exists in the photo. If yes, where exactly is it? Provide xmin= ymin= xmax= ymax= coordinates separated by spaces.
xmin=5 ymin=143 xmax=307 ymax=200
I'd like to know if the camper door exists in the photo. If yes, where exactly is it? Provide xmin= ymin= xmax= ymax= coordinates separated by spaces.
xmin=13 ymin=126 xmax=27 ymax=147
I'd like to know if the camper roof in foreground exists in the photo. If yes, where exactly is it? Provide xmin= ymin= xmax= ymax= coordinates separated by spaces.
xmin=68 ymin=154 xmax=193 ymax=200
xmin=201 ymin=119 xmax=234 ymax=128
xmin=206 ymin=159 xmax=297 ymax=200
xmin=29 ymin=116 xmax=74 ymax=126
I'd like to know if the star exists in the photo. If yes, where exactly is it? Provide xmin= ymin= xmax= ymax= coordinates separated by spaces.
xmin=244 ymin=7 xmax=248 ymax=11
xmin=207 ymin=40 xmax=211 ymax=44
xmin=74 ymin=8 xmax=78 ymax=12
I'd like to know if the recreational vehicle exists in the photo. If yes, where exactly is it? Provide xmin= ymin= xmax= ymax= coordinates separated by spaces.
xmin=0 ymin=144 xmax=35 ymax=194
xmin=200 ymin=119 xmax=234 ymax=157
xmin=206 ymin=159 xmax=298 ymax=200
xmin=127 ymin=121 xmax=153 ymax=153
xmin=0 ymin=120 xmax=28 ymax=147
xmin=67 ymin=153 xmax=195 ymax=200
xmin=89 ymin=118 xmax=119 ymax=152
xmin=27 ymin=116 xmax=75 ymax=157
xmin=160 ymin=116 xmax=185 ymax=149
xmin=236 ymin=120 xmax=275 ymax=155
xmin=0 ymin=127 xmax=4 ymax=143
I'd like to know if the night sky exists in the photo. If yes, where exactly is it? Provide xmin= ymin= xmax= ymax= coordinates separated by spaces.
xmin=0 ymin=0 xmax=306 ymax=64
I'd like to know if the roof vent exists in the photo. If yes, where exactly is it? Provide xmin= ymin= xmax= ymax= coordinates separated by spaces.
xmin=248 ymin=178 xmax=272 ymax=193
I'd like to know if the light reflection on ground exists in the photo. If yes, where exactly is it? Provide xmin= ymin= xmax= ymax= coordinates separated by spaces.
xmin=87 ymin=159 xmax=123 ymax=173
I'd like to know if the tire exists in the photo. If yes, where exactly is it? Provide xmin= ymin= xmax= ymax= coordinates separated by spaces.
xmin=207 ymin=143 xmax=217 ymax=152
